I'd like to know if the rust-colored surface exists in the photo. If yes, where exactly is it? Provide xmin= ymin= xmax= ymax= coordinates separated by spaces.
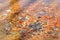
xmin=0 ymin=0 xmax=60 ymax=40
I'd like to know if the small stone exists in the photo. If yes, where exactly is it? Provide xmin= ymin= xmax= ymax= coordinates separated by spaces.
xmin=52 ymin=27 xmax=59 ymax=31
xmin=6 ymin=9 xmax=11 ymax=12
